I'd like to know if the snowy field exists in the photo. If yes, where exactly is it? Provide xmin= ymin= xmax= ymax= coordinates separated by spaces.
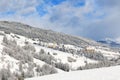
xmin=26 ymin=66 xmax=120 ymax=80
xmin=1 ymin=31 xmax=120 ymax=80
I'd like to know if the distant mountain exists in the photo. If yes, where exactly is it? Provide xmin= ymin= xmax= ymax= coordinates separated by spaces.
xmin=98 ymin=38 xmax=120 ymax=47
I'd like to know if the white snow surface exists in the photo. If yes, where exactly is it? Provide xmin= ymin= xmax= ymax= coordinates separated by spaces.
xmin=1 ymin=31 xmax=120 ymax=79
xmin=26 ymin=66 xmax=120 ymax=80
xmin=34 ymin=45 xmax=98 ymax=69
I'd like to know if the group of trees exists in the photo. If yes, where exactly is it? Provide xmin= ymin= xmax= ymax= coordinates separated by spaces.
xmin=0 ymin=68 xmax=12 ymax=80
xmin=0 ymin=21 xmax=94 ymax=47
xmin=34 ymin=49 xmax=70 ymax=72
xmin=2 ymin=36 xmax=34 ymax=63
xmin=34 ymin=49 xmax=56 ymax=65
xmin=83 ymin=52 xmax=107 ymax=61
xmin=77 ymin=57 xmax=120 ymax=70
xmin=1 ymin=36 xmax=58 ymax=79
xmin=2 ymin=35 xmax=120 ymax=80
xmin=18 ymin=62 xmax=57 ymax=78
xmin=55 ymin=62 xmax=70 ymax=72
xmin=38 ymin=64 xmax=57 ymax=76
xmin=0 ymin=68 xmax=24 ymax=80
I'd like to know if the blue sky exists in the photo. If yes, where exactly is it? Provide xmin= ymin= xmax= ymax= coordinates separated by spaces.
xmin=0 ymin=0 xmax=120 ymax=40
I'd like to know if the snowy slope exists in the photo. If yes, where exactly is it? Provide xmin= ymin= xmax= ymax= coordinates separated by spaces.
xmin=0 ymin=31 xmax=120 ymax=70
xmin=34 ymin=45 xmax=98 ymax=69
xmin=0 ymin=30 xmax=120 ymax=79
xmin=0 ymin=31 xmax=65 ymax=78
xmin=26 ymin=66 xmax=120 ymax=80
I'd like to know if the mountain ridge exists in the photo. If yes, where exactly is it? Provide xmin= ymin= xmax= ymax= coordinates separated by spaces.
xmin=0 ymin=21 xmax=120 ymax=80
xmin=0 ymin=21 xmax=100 ymax=47
xmin=98 ymin=38 xmax=120 ymax=48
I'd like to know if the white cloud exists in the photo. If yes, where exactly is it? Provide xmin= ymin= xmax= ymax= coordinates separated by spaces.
xmin=0 ymin=0 xmax=120 ymax=40
xmin=0 ymin=0 xmax=42 ymax=14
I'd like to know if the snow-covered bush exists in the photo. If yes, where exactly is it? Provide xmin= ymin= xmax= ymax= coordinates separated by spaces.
xmin=39 ymin=49 xmax=45 ymax=54
xmin=67 ymin=57 xmax=76 ymax=62
xmin=36 ymin=65 xmax=41 ymax=73
xmin=0 ymin=32 xmax=4 ymax=36
xmin=2 ymin=37 xmax=34 ymax=63
xmin=0 ymin=68 xmax=14 ymax=80
xmin=18 ymin=62 xmax=34 ymax=78
xmin=41 ymin=64 xmax=57 ymax=75
xmin=83 ymin=52 xmax=107 ymax=61
xmin=2 ymin=44 xmax=33 ymax=63
xmin=35 ymin=64 xmax=58 ymax=76
xmin=35 ymin=53 xmax=55 ymax=64
xmin=4 ymin=31 xmax=10 ymax=34
xmin=3 ymin=36 xmax=8 ymax=45
xmin=17 ymin=75 xmax=24 ymax=80
xmin=2 ymin=36 xmax=17 ymax=47
xmin=22 ymin=44 xmax=36 ymax=52
xmin=53 ymin=53 xmax=57 ymax=55
xmin=34 ymin=50 xmax=55 ymax=64
xmin=55 ymin=62 xmax=70 ymax=72
xmin=115 ymin=57 xmax=120 ymax=65
xmin=3 ymin=47 xmax=33 ymax=63
xmin=24 ymin=70 xmax=34 ymax=78
xmin=77 ymin=60 xmax=116 ymax=70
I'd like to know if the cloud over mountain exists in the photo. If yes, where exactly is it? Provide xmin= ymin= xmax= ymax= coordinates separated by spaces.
xmin=0 ymin=0 xmax=120 ymax=40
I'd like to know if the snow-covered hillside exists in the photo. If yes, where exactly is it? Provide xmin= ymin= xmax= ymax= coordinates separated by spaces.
xmin=0 ymin=30 xmax=120 ymax=79
xmin=26 ymin=66 xmax=120 ymax=80
xmin=0 ymin=31 xmax=98 ymax=71
xmin=0 ymin=22 xmax=120 ymax=80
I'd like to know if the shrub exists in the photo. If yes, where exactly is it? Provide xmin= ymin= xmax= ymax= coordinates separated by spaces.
xmin=36 ymin=65 xmax=41 ymax=73
xmin=4 ymin=31 xmax=10 ymax=34
xmin=22 ymin=44 xmax=36 ymax=52
xmin=34 ymin=50 xmax=56 ymax=64
xmin=53 ymin=53 xmax=57 ymax=55
xmin=2 ymin=38 xmax=34 ymax=63
xmin=17 ymin=76 xmax=24 ymax=80
xmin=2 ymin=36 xmax=17 ymax=47
xmin=0 ymin=68 xmax=12 ymax=80
xmin=39 ymin=49 xmax=45 ymax=54
xmin=41 ymin=64 xmax=57 ymax=75
xmin=83 ymin=52 xmax=107 ymax=61
xmin=55 ymin=62 xmax=70 ymax=72
xmin=67 ymin=57 xmax=76 ymax=62
xmin=3 ymin=36 xmax=8 ymax=44
xmin=2 ymin=45 xmax=33 ymax=63
xmin=77 ymin=60 xmax=116 ymax=70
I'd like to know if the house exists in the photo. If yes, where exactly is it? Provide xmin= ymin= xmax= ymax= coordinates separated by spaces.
xmin=84 ymin=46 xmax=95 ymax=53
xmin=47 ymin=43 xmax=58 ymax=49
